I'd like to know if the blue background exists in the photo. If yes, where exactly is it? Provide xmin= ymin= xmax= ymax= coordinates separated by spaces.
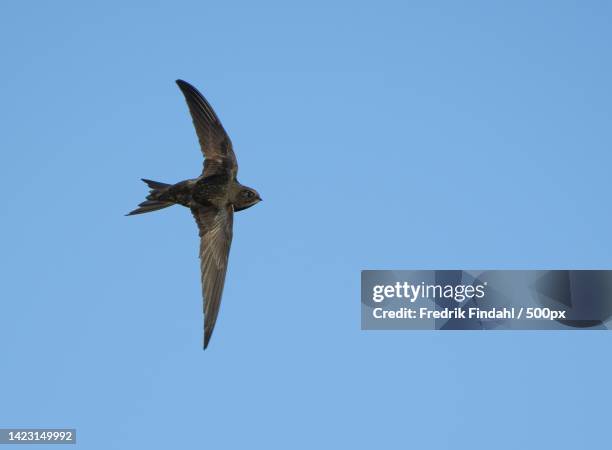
xmin=1 ymin=1 xmax=611 ymax=448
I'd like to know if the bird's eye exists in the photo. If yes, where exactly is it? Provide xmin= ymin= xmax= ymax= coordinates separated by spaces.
xmin=244 ymin=190 xmax=254 ymax=199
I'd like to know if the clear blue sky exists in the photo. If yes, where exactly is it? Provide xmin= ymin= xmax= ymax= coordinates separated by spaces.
xmin=1 ymin=1 xmax=611 ymax=448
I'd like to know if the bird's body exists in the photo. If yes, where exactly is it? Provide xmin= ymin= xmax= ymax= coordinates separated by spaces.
xmin=128 ymin=80 xmax=261 ymax=349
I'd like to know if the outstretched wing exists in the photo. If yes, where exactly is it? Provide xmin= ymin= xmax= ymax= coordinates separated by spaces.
xmin=176 ymin=79 xmax=238 ymax=179
xmin=192 ymin=205 xmax=234 ymax=349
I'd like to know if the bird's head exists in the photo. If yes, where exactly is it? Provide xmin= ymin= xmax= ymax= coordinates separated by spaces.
xmin=233 ymin=186 xmax=262 ymax=212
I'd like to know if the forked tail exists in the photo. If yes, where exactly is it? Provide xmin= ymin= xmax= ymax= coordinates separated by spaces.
xmin=126 ymin=179 xmax=174 ymax=216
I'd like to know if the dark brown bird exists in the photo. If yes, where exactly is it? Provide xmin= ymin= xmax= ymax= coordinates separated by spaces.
xmin=127 ymin=80 xmax=261 ymax=349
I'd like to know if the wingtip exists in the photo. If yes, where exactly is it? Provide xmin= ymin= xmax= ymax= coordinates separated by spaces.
xmin=203 ymin=332 xmax=213 ymax=350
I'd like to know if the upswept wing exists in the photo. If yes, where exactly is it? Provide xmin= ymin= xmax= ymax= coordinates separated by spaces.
xmin=176 ymin=79 xmax=238 ymax=178
xmin=191 ymin=205 xmax=234 ymax=349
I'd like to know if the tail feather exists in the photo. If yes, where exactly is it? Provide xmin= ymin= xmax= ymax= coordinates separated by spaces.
xmin=126 ymin=201 xmax=172 ymax=216
xmin=142 ymin=178 xmax=171 ymax=190
xmin=126 ymin=179 xmax=174 ymax=216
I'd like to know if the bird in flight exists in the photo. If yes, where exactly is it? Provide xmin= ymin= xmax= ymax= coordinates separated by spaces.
xmin=127 ymin=80 xmax=262 ymax=349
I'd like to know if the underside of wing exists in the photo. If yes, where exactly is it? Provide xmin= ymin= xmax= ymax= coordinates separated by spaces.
xmin=176 ymin=79 xmax=238 ymax=178
xmin=192 ymin=205 xmax=234 ymax=349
